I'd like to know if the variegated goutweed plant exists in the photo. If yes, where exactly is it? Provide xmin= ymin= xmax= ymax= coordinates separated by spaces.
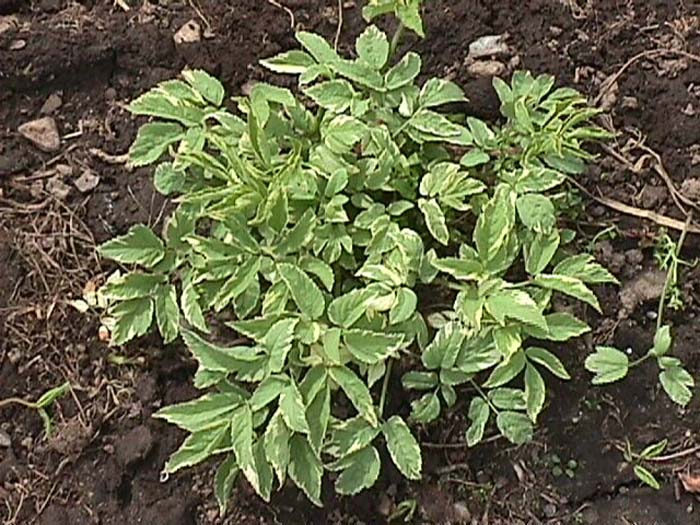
xmin=94 ymin=1 xmax=693 ymax=513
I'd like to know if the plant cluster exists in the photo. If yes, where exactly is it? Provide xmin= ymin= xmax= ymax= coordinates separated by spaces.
xmin=92 ymin=1 xmax=694 ymax=512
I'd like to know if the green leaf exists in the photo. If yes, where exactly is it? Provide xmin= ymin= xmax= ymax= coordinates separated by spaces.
xmin=214 ymin=455 xmax=239 ymax=515
xmin=182 ymin=329 xmax=260 ymax=373
xmin=277 ymin=263 xmax=325 ymax=320
xmin=328 ymin=288 xmax=373 ymax=328
xmin=333 ymin=59 xmax=385 ymax=90
xmin=264 ymin=318 xmax=299 ymax=373
xmin=410 ymin=392 xmax=440 ymax=424
xmin=484 ymin=350 xmax=526 ymax=388
xmin=410 ymin=109 xmax=463 ymax=138
xmin=356 ymin=25 xmax=389 ymax=69
xmin=181 ymin=274 xmax=208 ymax=332
xmin=525 ymin=312 xmax=590 ymax=342
xmin=554 ymin=254 xmax=618 ymax=284
xmin=261 ymin=49 xmax=315 ymax=74
xmin=496 ymin=411 xmax=533 ymax=445
xmin=659 ymin=366 xmax=694 ymax=407
xmin=249 ymin=376 xmax=288 ymax=411
xmin=181 ymin=69 xmax=225 ymax=105
xmin=154 ymin=162 xmax=186 ymax=195
xmin=489 ymin=388 xmax=526 ymax=410
xmin=155 ymin=392 xmax=242 ymax=432
xmin=516 ymin=194 xmax=555 ymax=232
xmin=493 ymin=326 xmax=522 ymax=360
xmin=101 ymin=272 xmax=165 ymax=300
xmin=356 ymin=264 xmax=403 ymax=287
xmin=329 ymin=366 xmax=378 ymax=427
xmin=306 ymin=381 xmax=331 ymax=453
xmin=223 ymin=214 xmax=261 ymax=254
xmin=524 ymin=364 xmax=546 ymax=422
xmin=242 ymin=440 xmax=274 ymax=502
xmin=402 ymin=371 xmax=438 ymax=391
xmin=344 ymin=329 xmax=404 ymax=365
xmin=525 ymin=347 xmax=570 ymax=380
xmin=155 ymin=284 xmax=180 ymax=344
xmin=486 ymin=289 xmax=548 ymax=331
xmin=297 ymin=30 xmax=340 ymax=63
xmin=110 ymin=297 xmax=155 ymax=345
xmin=460 ymin=149 xmax=490 ymax=168
xmin=230 ymin=402 xmax=254 ymax=468
xmin=525 ymin=230 xmax=560 ymax=275
xmin=383 ymin=416 xmax=422 ymax=480
xmin=300 ymin=256 xmax=334 ymax=292
xmin=419 ymin=78 xmax=465 ymax=108
xmin=128 ymin=89 xmax=203 ymax=126
xmin=652 ymin=325 xmax=672 ymax=357
xmin=396 ymin=0 xmax=424 ymax=36
xmin=99 ymin=225 xmax=165 ymax=268
xmin=305 ymin=80 xmax=355 ymax=112
xmin=264 ymin=411 xmax=291 ymax=486
xmin=163 ymin=423 xmax=230 ymax=474
xmin=333 ymin=446 xmax=381 ymax=495
xmin=212 ymin=256 xmax=261 ymax=311
xmin=390 ymin=288 xmax=417 ymax=325
xmin=324 ymin=115 xmax=368 ymax=153
xmin=418 ymin=198 xmax=449 ymax=245
xmin=585 ymin=346 xmax=629 ymax=384
xmin=129 ymin=122 xmax=183 ymax=167
xmin=432 ymin=258 xmax=482 ymax=281
xmin=422 ymin=322 xmax=464 ymax=370
xmin=474 ymin=185 xmax=515 ymax=262
xmin=533 ymin=274 xmax=601 ymax=312
xmin=385 ymin=52 xmax=421 ymax=90
xmin=640 ymin=439 xmax=668 ymax=459
xmin=466 ymin=398 xmax=490 ymax=447
xmin=279 ymin=382 xmax=310 ymax=434
xmin=329 ymin=417 xmax=381 ymax=457
xmin=288 ymin=435 xmax=323 ymax=506
xmin=634 ymin=465 xmax=660 ymax=490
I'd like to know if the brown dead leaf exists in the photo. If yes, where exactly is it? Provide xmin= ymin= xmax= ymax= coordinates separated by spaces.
xmin=679 ymin=472 xmax=700 ymax=493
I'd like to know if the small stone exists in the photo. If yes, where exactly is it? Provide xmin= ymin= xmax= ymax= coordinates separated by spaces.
xmin=173 ymin=19 xmax=201 ymax=44
xmin=581 ymin=507 xmax=599 ymax=524
xmin=468 ymin=34 xmax=510 ymax=60
xmin=0 ymin=429 xmax=11 ymax=448
xmin=46 ymin=176 xmax=71 ymax=200
xmin=625 ymin=249 xmax=643 ymax=265
xmin=18 ymin=117 xmax=61 ymax=152
xmin=467 ymin=60 xmax=506 ymax=77
xmin=621 ymin=96 xmax=639 ymax=110
xmin=40 ymin=93 xmax=63 ymax=114
xmin=0 ymin=15 xmax=18 ymax=36
xmin=73 ymin=170 xmax=100 ymax=193
xmin=9 ymin=39 xmax=26 ymax=50
xmin=543 ymin=503 xmax=557 ymax=518
xmin=377 ymin=493 xmax=392 ymax=516
xmin=638 ymin=184 xmax=667 ymax=209
xmin=115 ymin=425 xmax=153 ymax=467
xmin=681 ymin=178 xmax=700 ymax=201
xmin=105 ymin=87 xmax=117 ymax=101
xmin=452 ymin=501 xmax=471 ymax=522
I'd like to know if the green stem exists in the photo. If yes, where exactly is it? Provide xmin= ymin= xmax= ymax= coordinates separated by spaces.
xmin=656 ymin=216 xmax=691 ymax=331
xmin=0 ymin=397 xmax=37 ymax=409
xmin=379 ymin=359 xmax=393 ymax=418
xmin=470 ymin=380 xmax=499 ymax=415
xmin=389 ymin=23 xmax=405 ymax=60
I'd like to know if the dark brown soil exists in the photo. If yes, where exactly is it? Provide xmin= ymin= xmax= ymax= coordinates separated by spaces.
xmin=2 ymin=1 xmax=700 ymax=524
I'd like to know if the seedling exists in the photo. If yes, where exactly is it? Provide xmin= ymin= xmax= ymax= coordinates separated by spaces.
xmin=586 ymin=226 xmax=694 ymax=409
xmin=622 ymin=438 xmax=667 ymax=490
xmin=547 ymin=453 xmax=578 ymax=479
xmin=388 ymin=498 xmax=418 ymax=522
xmin=0 ymin=382 xmax=70 ymax=437
xmin=654 ymin=229 xmax=695 ymax=311
xmin=93 ymin=0 xmax=626 ymax=513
